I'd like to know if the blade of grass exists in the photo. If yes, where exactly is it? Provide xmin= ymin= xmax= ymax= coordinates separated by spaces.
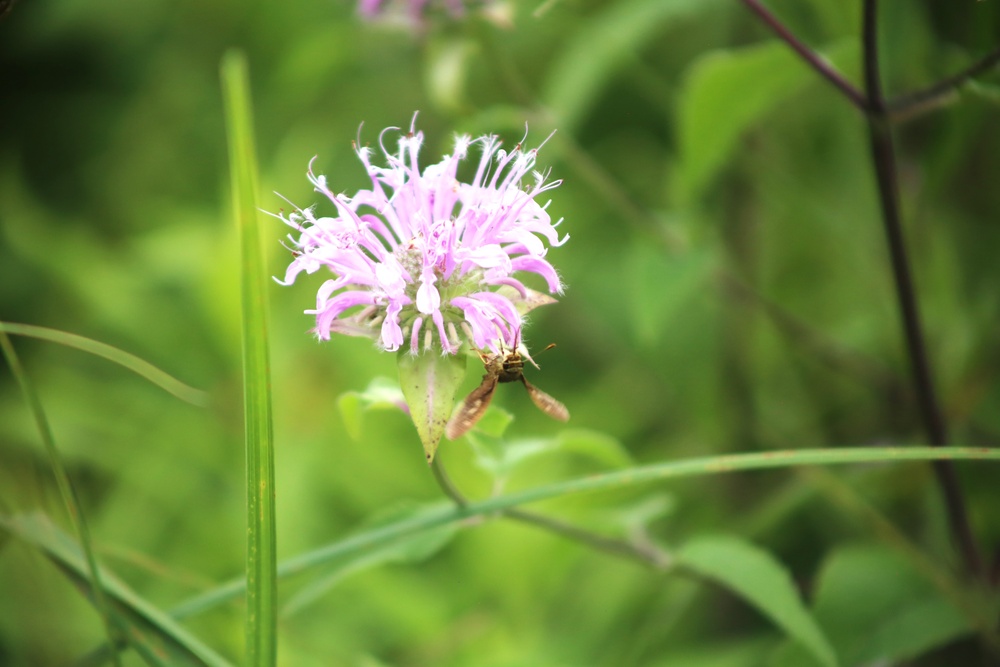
xmin=0 ymin=321 xmax=208 ymax=406
xmin=170 ymin=445 xmax=1000 ymax=619
xmin=0 ymin=331 xmax=123 ymax=665
xmin=0 ymin=513 xmax=234 ymax=667
xmin=220 ymin=51 xmax=277 ymax=667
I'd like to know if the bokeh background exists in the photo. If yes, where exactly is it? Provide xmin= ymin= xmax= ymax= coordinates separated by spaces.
xmin=1 ymin=0 xmax=999 ymax=664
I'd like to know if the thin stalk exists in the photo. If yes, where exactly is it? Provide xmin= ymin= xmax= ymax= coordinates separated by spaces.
xmin=887 ymin=44 xmax=1000 ymax=118
xmin=0 ymin=321 xmax=208 ymax=406
xmin=429 ymin=457 xmax=467 ymax=507
xmin=429 ymin=457 xmax=670 ymax=567
xmin=740 ymin=0 xmax=868 ymax=111
xmin=170 ymin=446 xmax=1000 ymax=621
xmin=502 ymin=507 xmax=671 ymax=567
xmin=0 ymin=332 xmax=123 ymax=666
xmin=861 ymin=0 xmax=982 ymax=578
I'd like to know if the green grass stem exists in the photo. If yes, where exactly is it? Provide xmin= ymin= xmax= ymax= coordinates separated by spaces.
xmin=170 ymin=445 xmax=1000 ymax=619
xmin=0 ymin=331 xmax=123 ymax=665
xmin=0 ymin=321 xmax=208 ymax=406
xmin=220 ymin=50 xmax=278 ymax=667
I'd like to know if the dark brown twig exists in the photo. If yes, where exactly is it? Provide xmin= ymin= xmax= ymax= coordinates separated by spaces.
xmin=740 ymin=0 xmax=868 ymax=111
xmin=887 ymin=44 xmax=1000 ymax=117
xmin=861 ymin=0 xmax=982 ymax=579
xmin=739 ymin=0 xmax=983 ymax=580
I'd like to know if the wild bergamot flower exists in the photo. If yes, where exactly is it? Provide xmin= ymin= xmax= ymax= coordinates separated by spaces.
xmin=274 ymin=118 xmax=568 ymax=358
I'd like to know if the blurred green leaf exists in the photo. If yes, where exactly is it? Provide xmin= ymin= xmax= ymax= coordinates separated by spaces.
xmin=554 ymin=428 xmax=633 ymax=468
xmin=672 ymin=40 xmax=857 ymax=204
xmin=338 ymin=377 xmax=408 ymax=440
xmin=465 ymin=430 xmax=506 ymax=478
xmin=468 ymin=428 xmax=631 ymax=482
xmin=542 ymin=0 xmax=724 ymax=131
xmin=627 ymin=243 xmax=718 ymax=348
xmin=965 ymin=80 xmax=1000 ymax=106
xmin=471 ymin=403 xmax=515 ymax=438
xmin=673 ymin=42 xmax=809 ymax=204
xmin=0 ymin=513 xmax=232 ymax=667
xmin=282 ymin=501 xmax=459 ymax=618
xmin=598 ymin=493 xmax=675 ymax=534
xmin=677 ymin=535 xmax=838 ymax=667
xmin=338 ymin=392 xmax=365 ymax=441
xmin=649 ymin=637 xmax=775 ymax=667
xmin=424 ymin=36 xmax=475 ymax=113
xmin=768 ymin=544 xmax=974 ymax=667
xmin=398 ymin=349 xmax=467 ymax=463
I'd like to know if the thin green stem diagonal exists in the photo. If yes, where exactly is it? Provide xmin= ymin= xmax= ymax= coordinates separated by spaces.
xmin=170 ymin=446 xmax=1000 ymax=620
xmin=0 ymin=332 xmax=123 ymax=666
xmin=0 ymin=321 xmax=208 ymax=406
xmin=430 ymin=456 xmax=670 ymax=567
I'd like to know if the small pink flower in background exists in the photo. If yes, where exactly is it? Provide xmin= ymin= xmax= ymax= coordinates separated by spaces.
xmin=274 ymin=117 xmax=567 ymax=356
xmin=358 ymin=0 xmax=504 ymax=27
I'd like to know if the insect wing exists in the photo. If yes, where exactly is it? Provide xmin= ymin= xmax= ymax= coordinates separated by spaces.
xmin=446 ymin=373 xmax=499 ymax=439
xmin=521 ymin=377 xmax=569 ymax=422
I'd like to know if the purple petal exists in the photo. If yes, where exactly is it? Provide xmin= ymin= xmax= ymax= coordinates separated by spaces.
xmin=410 ymin=316 xmax=424 ymax=353
xmin=381 ymin=301 xmax=404 ymax=350
xmin=311 ymin=291 xmax=378 ymax=339
xmin=511 ymin=255 xmax=562 ymax=294
xmin=416 ymin=270 xmax=441 ymax=314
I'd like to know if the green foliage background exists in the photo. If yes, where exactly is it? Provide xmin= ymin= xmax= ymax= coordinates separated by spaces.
xmin=1 ymin=0 xmax=999 ymax=664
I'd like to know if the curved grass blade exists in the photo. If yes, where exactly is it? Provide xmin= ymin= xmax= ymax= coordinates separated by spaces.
xmin=0 ymin=321 xmax=208 ymax=406
xmin=220 ymin=50 xmax=277 ymax=667
xmin=0 ymin=513 xmax=232 ymax=667
xmin=169 ymin=445 xmax=1000 ymax=619
xmin=0 ymin=331 xmax=123 ymax=666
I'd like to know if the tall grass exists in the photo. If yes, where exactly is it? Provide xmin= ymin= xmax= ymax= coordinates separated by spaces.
xmin=221 ymin=51 xmax=278 ymax=667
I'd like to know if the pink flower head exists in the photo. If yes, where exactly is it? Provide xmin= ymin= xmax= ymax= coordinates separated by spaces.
xmin=274 ymin=117 xmax=568 ymax=355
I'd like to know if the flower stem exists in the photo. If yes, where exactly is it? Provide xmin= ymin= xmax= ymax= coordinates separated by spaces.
xmin=429 ymin=456 xmax=467 ymax=507
xmin=429 ymin=456 xmax=670 ymax=568
xmin=861 ymin=0 xmax=982 ymax=579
